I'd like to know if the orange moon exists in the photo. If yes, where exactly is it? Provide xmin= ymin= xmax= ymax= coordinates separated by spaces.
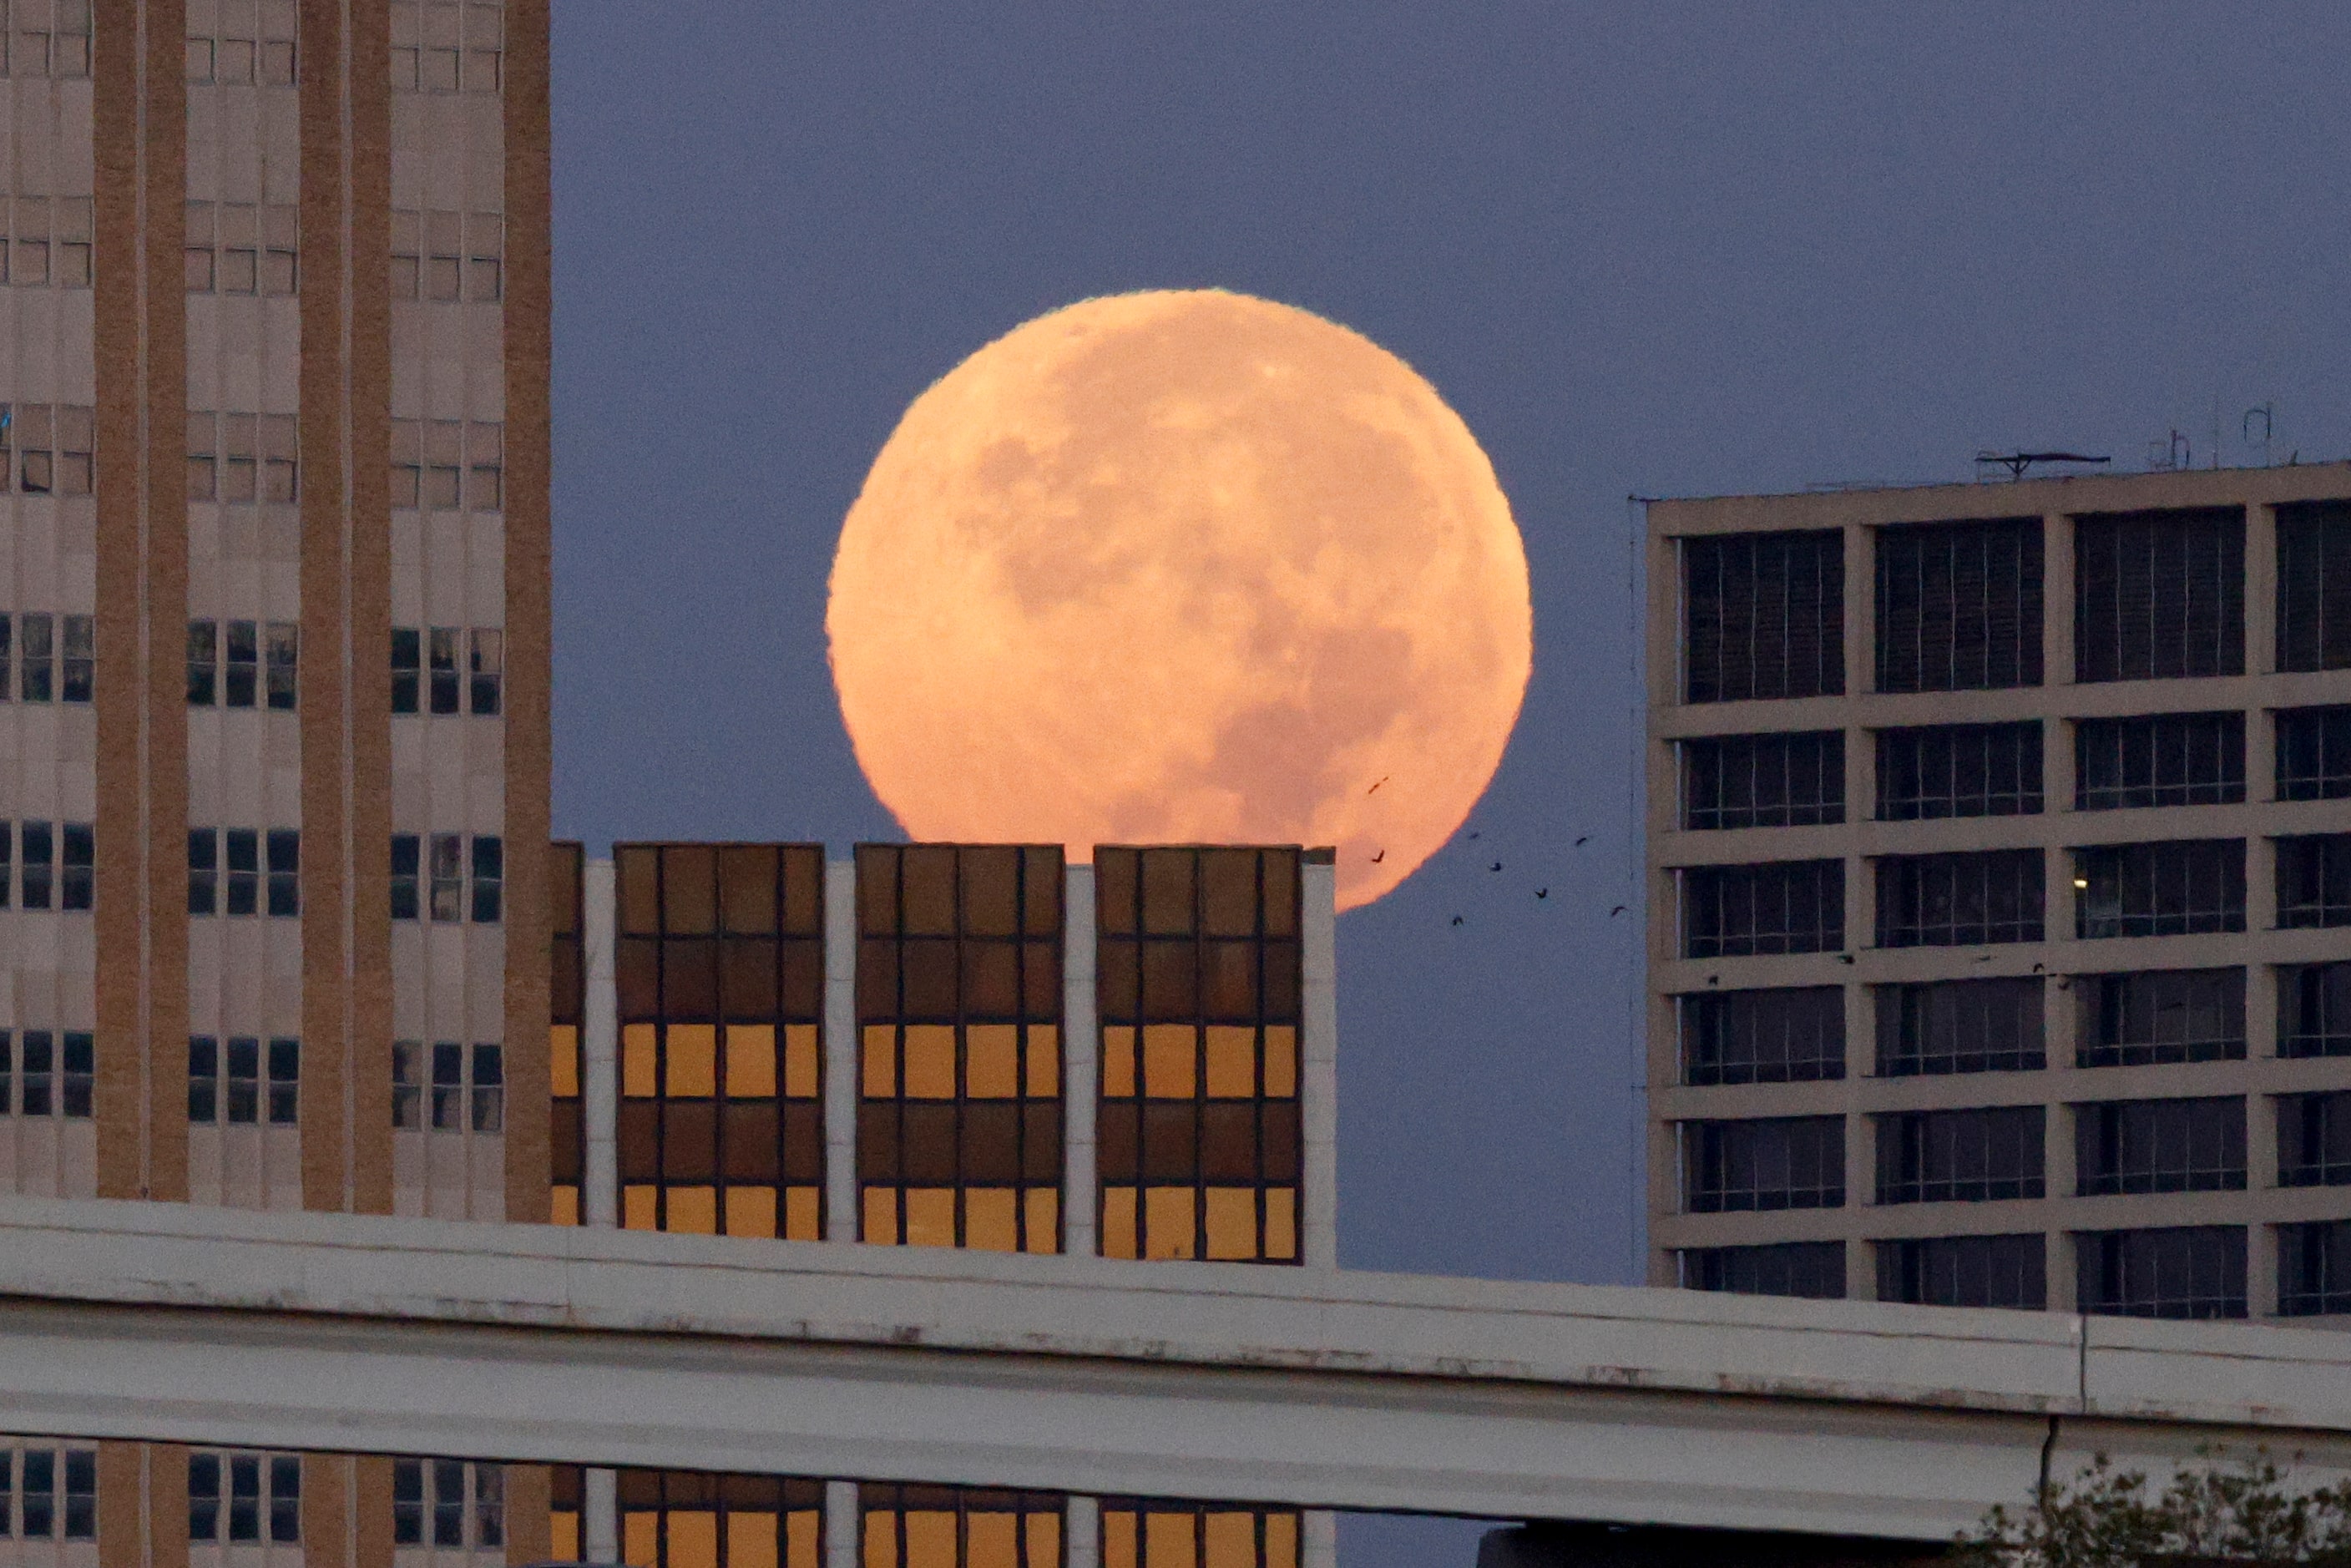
xmin=827 ymin=289 xmax=1531 ymax=910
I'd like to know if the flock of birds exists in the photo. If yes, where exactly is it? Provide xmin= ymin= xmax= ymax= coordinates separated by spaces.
xmin=1363 ymin=776 xmax=1626 ymax=929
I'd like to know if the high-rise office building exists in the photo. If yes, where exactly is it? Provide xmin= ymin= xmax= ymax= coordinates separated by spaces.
xmin=1646 ymin=464 xmax=2351 ymax=1321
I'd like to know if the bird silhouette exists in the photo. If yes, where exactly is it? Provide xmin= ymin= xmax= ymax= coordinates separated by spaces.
xmin=1489 ymin=861 xmax=1502 ymax=873
xmin=1369 ymin=848 xmax=1385 ymax=863
xmin=1574 ymin=836 xmax=1590 ymax=847
xmin=1534 ymin=888 xmax=1549 ymax=900
xmin=1368 ymin=776 xmax=1389 ymax=795
xmin=1838 ymin=953 xmax=1856 ymax=965
xmin=1609 ymin=905 xmax=1625 ymax=917
xmin=1449 ymin=915 xmax=1464 ymax=927
xmin=1468 ymin=832 xmax=1480 ymax=841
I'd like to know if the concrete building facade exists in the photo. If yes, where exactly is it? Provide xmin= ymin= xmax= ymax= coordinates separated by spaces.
xmin=1646 ymin=463 xmax=2351 ymax=1320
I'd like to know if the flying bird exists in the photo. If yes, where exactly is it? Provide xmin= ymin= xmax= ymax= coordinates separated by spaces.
xmin=1489 ymin=861 xmax=1502 ymax=873
xmin=1534 ymin=888 xmax=1549 ymax=900
xmin=1468 ymin=832 xmax=1480 ymax=841
xmin=1368 ymin=776 xmax=1389 ymax=795
xmin=1838 ymin=953 xmax=1855 ymax=965
xmin=1369 ymin=849 xmax=1385 ymax=863
xmin=1609 ymin=905 xmax=1625 ymax=917
xmin=1574 ymin=836 xmax=1589 ymax=847
xmin=1450 ymin=915 xmax=1464 ymax=927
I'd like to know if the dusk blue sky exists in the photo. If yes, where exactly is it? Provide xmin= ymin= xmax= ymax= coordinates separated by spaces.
xmin=551 ymin=8 xmax=2351 ymax=1557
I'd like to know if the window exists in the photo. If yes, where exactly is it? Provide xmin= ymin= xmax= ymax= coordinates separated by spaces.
xmin=226 ymin=831 xmax=259 ymax=914
xmin=592 ymin=1469 xmax=822 ymax=1568
xmin=182 ymin=201 xmax=297 ymax=293
xmin=2074 ymin=508 xmax=2244 ymax=682
xmin=0 ymin=820 xmax=8 ymax=908
xmin=389 ymin=419 xmax=503 ymax=511
xmin=18 ymin=611 xmax=50 ymax=699
xmin=2077 ymin=969 xmax=2243 ymax=1067
xmin=265 ymin=621 xmax=297 ymax=708
xmin=184 ymin=7 xmax=296 ymax=85
xmin=1877 ymin=1235 xmax=2045 ymax=1310
xmin=1681 ymin=859 xmax=1843 ymax=958
xmin=471 ymin=835 xmax=503 ymax=922
xmin=2278 ymin=834 xmax=2351 ymax=928
xmin=1680 ymin=987 xmax=1843 ymax=1085
xmin=2073 ymin=839 xmax=2244 ymax=938
xmin=394 ymin=1040 xmax=503 ymax=1135
xmin=552 ymin=843 xmax=588 ymax=1225
xmin=1676 ymin=1242 xmax=1843 ymax=1299
xmin=390 ymin=625 xmax=503 ymax=715
xmin=1101 ymin=1500 xmax=1304 ymax=1568
xmin=59 ymin=822 xmax=90 ymax=909
xmin=1876 ymin=1106 xmax=2044 ymax=1204
xmin=392 ymin=628 xmax=421 ymax=713
xmin=185 ymin=412 xmax=298 ymax=505
xmin=2278 ymin=1222 xmax=2351 ymax=1316
xmin=1 ymin=403 xmax=95 ymax=493
xmin=266 ymin=829 xmax=299 ymax=917
xmin=17 ymin=819 xmax=53 ymax=908
xmin=470 ymin=629 xmax=502 ymax=716
xmin=187 ymin=619 xmax=217 ymax=704
xmin=0 ymin=1030 xmax=94 ymax=1119
xmin=391 ymin=833 xmax=419 ymax=919
xmin=189 ymin=828 xmax=217 ymax=913
xmin=391 ymin=1 xmax=503 ymax=95
xmin=2075 ymin=711 xmax=2242 ymax=810
xmin=430 ymin=627 xmax=460 ymax=712
xmin=1680 ymin=731 xmax=1842 ymax=829
xmin=1874 ymin=722 xmax=2042 ymax=821
xmin=190 ymin=1036 xmax=298 ymax=1125
xmin=1096 ymin=847 xmax=1304 ymax=1263
xmin=2279 ymin=1093 xmax=2351 ymax=1187
xmin=390 ymin=209 xmax=504 ymax=301
xmin=225 ymin=619 xmax=257 ymax=706
xmin=1681 ymin=529 xmax=1843 ymax=703
xmin=1875 ymin=978 xmax=2045 ymax=1075
xmin=392 ymin=1459 xmax=503 ymax=1550
xmin=58 ymin=614 xmax=90 ymax=701
xmin=432 ymin=834 xmax=463 ymax=919
xmin=185 ymin=615 xmax=301 ymax=712
xmin=860 ymin=1485 xmax=1058 ymax=1568
xmin=2075 ymin=1227 xmax=2245 ymax=1320
xmin=0 ymin=1 xmax=94 ymax=78
xmin=1683 ymin=1116 xmax=1843 ymax=1212
xmin=2281 ymin=964 xmax=2351 ymax=1059
xmin=3 ymin=195 xmax=93 ymax=283
xmin=2075 ymin=1096 xmax=2244 ymax=1195
xmin=2278 ymin=706 xmax=2351 ymax=801
xmin=1875 ymin=850 xmax=2044 ymax=947
xmin=0 ymin=1447 xmax=97 ymax=1540
xmin=188 ymin=1451 xmax=301 ymax=1544
xmin=1874 ymin=518 xmax=2043 ymax=693
xmin=392 ymin=833 xmax=502 ymax=923
xmin=2277 ymin=500 xmax=2351 ymax=673
xmin=617 ymin=843 xmax=829 ymax=1241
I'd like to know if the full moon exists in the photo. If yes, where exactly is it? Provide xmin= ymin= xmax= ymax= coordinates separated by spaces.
xmin=827 ymin=289 xmax=1531 ymax=911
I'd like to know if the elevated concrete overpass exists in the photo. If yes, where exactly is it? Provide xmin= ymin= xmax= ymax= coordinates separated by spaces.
xmin=3 ymin=1197 xmax=2350 ymax=1540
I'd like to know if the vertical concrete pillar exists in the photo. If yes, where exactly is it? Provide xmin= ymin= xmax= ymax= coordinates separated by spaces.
xmin=1062 ymin=862 xmax=1098 ymax=1257
xmin=1301 ymin=851 xmax=1338 ymax=1270
xmin=825 ymin=858 xmax=860 ymax=1243
xmin=1063 ymin=1497 xmax=1100 ymax=1568
xmin=583 ymin=858 xmax=618 ymax=1229
xmin=584 ymin=1469 xmax=618 ymax=1565
xmin=824 ymin=1480 xmax=859 ymax=1568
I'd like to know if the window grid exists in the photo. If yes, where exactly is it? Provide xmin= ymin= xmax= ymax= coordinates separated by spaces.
xmin=187 ymin=1036 xmax=299 ymax=1126
xmin=188 ymin=1450 xmax=301 ymax=1544
xmin=1100 ymin=1499 xmax=1303 ymax=1568
xmin=0 ymin=1444 xmax=97 ymax=1540
xmin=388 ymin=832 xmax=502 ymax=923
xmin=2279 ymin=1093 xmax=2351 ymax=1188
xmin=2075 ymin=1096 xmax=2246 ymax=1196
xmin=1875 ymin=978 xmax=2045 ymax=1076
xmin=1873 ymin=517 xmax=2044 ymax=693
xmin=182 ymin=200 xmax=296 ymax=293
xmin=183 ymin=7 xmax=295 ymax=85
xmin=611 ymin=1469 xmax=824 ymax=1568
xmin=2278 ymin=834 xmax=2351 ymax=929
xmin=1681 ymin=529 xmax=1844 ymax=704
xmin=2281 ymin=963 xmax=2351 ymax=1059
xmin=2277 ymin=501 xmax=2351 ymax=673
xmin=1875 ymin=1106 xmax=2045 ymax=1205
xmin=391 ymin=625 xmax=501 ymax=715
xmin=2078 ymin=969 xmax=2244 ymax=1068
xmin=187 ymin=827 xmax=299 ymax=918
xmin=550 ymin=842 xmax=586 ymax=1225
xmin=1681 ymin=859 xmax=1843 ymax=959
xmin=3 ymin=818 xmax=94 ymax=911
xmin=1875 ymin=850 xmax=2045 ymax=948
xmin=2277 ymin=706 xmax=2351 ymax=802
xmin=1683 ymin=1116 xmax=1845 ymax=1213
xmin=1874 ymin=721 xmax=2043 ymax=820
xmin=2278 ymin=1222 xmax=2351 ymax=1317
xmin=2075 ymin=711 xmax=2244 ymax=810
xmin=1679 ymin=987 xmax=1843 ymax=1086
xmin=1680 ymin=731 xmax=1843 ymax=829
xmin=2074 ymin=508 xmax=2245 ymax=683
xmin=391 ymin=209 xmax=503 ymax=302
xmin=392 ymin=1041 xmax=503 ymax=1134
xmin=390 ymin=418 xmax=503 ymax=511
xmin=1676 ymin=1242 xmax=1844 ymax=1299
xmin=1876 ymin=1234 xmax=2046 ymax=1309
xmin=185 ymin=411 xmax=296 ymax=505
xmin=2075 ymin=1226 xmax=2246 ymax=1320
xmin=860 ymin=1484 xmax=1061 ymax=1568
xmin=2073 ymin=839 xmax=2245 ymax=938
xmin=185 ymin=617 xmax=297 ymax=709
xmin=2 ymin=195 xmax=92 ymax=287
xmin=392 ymin=1459 xmax=503 ymax=1551
xmin=1 ymin=611 xmax=94 ymax=702
xmin=0 ymin=1030 xmax=94 ymax=1118
xmin=0 ymin=403 xmax=96 ymax=494
xmin=0 ymin=0 xmax=94 ymax=78
xmin=390 ymin=0 xmax=504 ymax=95
xmin=1096 ymin=847 xmax=1303 ymax=1264
xmin=619 ymin=844 xmax=829 ymax=1242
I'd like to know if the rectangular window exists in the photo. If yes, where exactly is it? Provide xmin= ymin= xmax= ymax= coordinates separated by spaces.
xmin=391 ymin=833 xmax=420 ymax=920
xmin=59 ymin=613 xmax=91 ymax=701
xmin=19 ymin=1031 xmax=50 ymax=1116
xmin=1874 ymin=721 xmax=2042 ymax=820
xmin=1875 ymin=849 xmax=2044 ymax=947
xmin=264 ymin=620 xmax=297 ymax=709
xmin=1681 ymin=529 xmax=1844 ymax=703
xmin=1 ymin=1030 xmax=12 ymax=1114
xmin=21 ymin=1452 xmax=51 ymax=1538
xmin=1683 ymin=1115 xmax=1844 ymax=1212
xmin=392 ymin=1459 xmax=506 ymax=1551
xmin=267 ymin=1038 xmax=299 ymax=1125
xmin=61 ymin=1031 xmax=90 ymax=1117
xmin=19 ymin=819 xmax=52 ymax=908
xmin=392 ymin=1040 xmax=422 ymax=1130
xmin=1680 ymin=731 xmax=1843 ymax=829
xmin=2278 ymin=706 xmax=2351 ymax=802
xmin=551 ymin=842 xmax=588 ymax=1223
xmin=2075 ymin=508 xmax=2245 ymax=682
xmin=188 ymin=618 xmax=218 ymax=704
xmin=190 ymin=1036 xmax=218 ymax=1124
xmin=603 ymin=1469 xmax=823 ymax=1568
xmin=2075 ymin=711 xmax=2243 ymax=810
xmin=1874 ymin=977 xmax=2045 ymax=1075
xmin=2278 ymin=1092 xmax=2351 ymax=1187
xmin=1874 ymin=517 xmax=2043 ymax=693
xmin=19 ymin=612 xmax=51 ymax=701
xmin=473 ymin=1042 xmax=503 ymax=1132
xmin=432 ymin=1041 xmax=464 ymax=1130
xmin=61 ymin=822 xmax=90 ymax=909
xmin=265 ymin=828 xmax=298 ymax=917
xmin=189 ymin=828 xmax=218 ymax=914
xmin=2073 ymin=839 xmax=2245 ymax=938
xmin=225 ymin=1038 xmax=260 ymax=1124
xmin=0 ymin=615 xmax=10 ymax=700
xmin=2077 ymin=969 xmax=2244 ymax=1067
xmin=2281 ymin=963 xmax=2351 ymax=1058
xmin=224 ymin=618 xmax=258 ymax=707
xmin=1676 ymin=1242 xmax=1844 ymax=1299
xmin=1681 ymin=859 xmax=1843 ymax=958
xmin=188 ymin=1451 xmax=301 ymax=1545
xmin=429 ymin=626 xmax=461 ymax=713
xmin=2278 ymin=1222 xmax=2351 ymax=1316
xmin=1679 ymin=987 xmax=1843 ymax=1085
xmin=2075 ymin=1096 xmax=2245 ymax=1195
xmin=392 ymin=627 xmax=421 ymax=713
xmin=471 ymin=834 xmax=503 ymax=923
xmin=430 ymin=833 xmax=463 ymax=920
xmin=2278 ymin=834 xmax=2351 ymax=928
xmin=9 ymin=1448 xmax=98 ymax=1541
xmin=2076 ymin=1226 xmax=2245 ymax=1319
xmin=2277 ymin=500 xmax=2351 ymax=673
xmin=470 ymin=627 xmax=502 ymax=715
xmin=1 ymin=819 xmax=9 ymax=909
xmin=1876 ymin=1234 xmax=2045 ymax=1309
xmin=1876 ymin=1105 xmax=2044 ymax=1204
xmin=862 ymin=1484 xmax=1059 ymax=1568
xmin=1099 ymin=1498 xmax=1299 ymax=1568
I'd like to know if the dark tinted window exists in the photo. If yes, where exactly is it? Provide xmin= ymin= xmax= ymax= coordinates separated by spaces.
xmin=2076 ymin=1226 xmax=2245 ymax=1319
xmin=1679 ymin=1242 xmax=1844 ymax=1299
xmin=1684 ymin=1116 xmax=1844 ymax=1212
xmin=2074 ymin=508 xmax=2244 ymax=682
xmin=2073 ymin=839 xmax=2244 ymax=938
xmin=2281 ymin=963 xmax=2351 ymax=1059
xmin=2075 ymin=711 xmax=2243 ymax=809
xmin=2278 ymin=1093 xmax=2351 ymax=1188
xmin=1875 ymin=850 xmax=2044 ymax=947
xmin=2277 ymin=706 xmax=2351 ymax=801
xmin=1874 ymin=518 xmax=2043 ymax=693
xmin=1875 ymin=722 xmax=2041 ymax=820
xmin=1681 ymin=731 xmax=1843 ymax=829
xmin=2276 ymin=500 xmax=2351 ymax=673
xmin=1682 ymin=860 xmax=1843 ymax=958
xmin=1877 ymin=1105 xmax=2044 ymax=1205
xmin=2278 ymin=1221 xmax=2351 ymax=1316
xmin=2278 ymin=834 xmax=2351 ymax=929
xmin=1875 ymin=978 xmax=2044 ymax=1075
xmin=2077 ymin=969 xmax=2245 ymax=1067
xmin=1683 ymin=530 xmax=1844 ymax=703
xmin=2075 ymin=1096 xmax=2245 ymax=1196
xmin=1681 ymin=987 xmax=1843 ymax=1085
xmin=1877 ymin=1234 xmax=2045 ymax=1309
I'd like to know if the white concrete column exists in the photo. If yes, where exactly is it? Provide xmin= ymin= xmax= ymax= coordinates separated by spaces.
xmin=1302 ymin=1509 xmax=1337 ymax=1568
xmin=1301 ymin=852 xmax=1338 ymax=1270
xmin=584 ymin=1466 xmax=619 ymax=1564
xmin=825 ymin=1479 xmax=859 ymax=1568
xmin=825 ymin=858 xmax=859 ymax=1243
xmin=583 ymin=858 xmax=619 ymax=1229
xmin=1062 ymin=862 xmax=1098 ymax=1257
xmin=1063 ymin=1496 xmax=1100 ymax=1568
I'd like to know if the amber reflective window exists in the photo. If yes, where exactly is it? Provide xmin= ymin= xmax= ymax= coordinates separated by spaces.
xmin=1096 ymin=846 xmax=1302 ymax=1264
xmin=857 ymin=843 xmax=1064 ymax=1253
xmin=1100 ymin=1501 xmax=1299 ymax=1568
xmin=549 ymin=842 xmax=584 ymax=1225
xmin=859 ymin=1485 xmax=1062 ymax=1568
xmin=582 ymin=1468 xmax=823 ymax=1568
xmin=616 ymin=843 xmax=827 ymax=1240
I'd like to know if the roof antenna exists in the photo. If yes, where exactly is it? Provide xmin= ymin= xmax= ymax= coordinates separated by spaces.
xmin=1974 ymin=450 xmax=2111 ymax=482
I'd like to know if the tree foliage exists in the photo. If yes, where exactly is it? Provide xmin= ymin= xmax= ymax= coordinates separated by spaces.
xmin=1959 ymin=1451 xmax=2351 ymax=1568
